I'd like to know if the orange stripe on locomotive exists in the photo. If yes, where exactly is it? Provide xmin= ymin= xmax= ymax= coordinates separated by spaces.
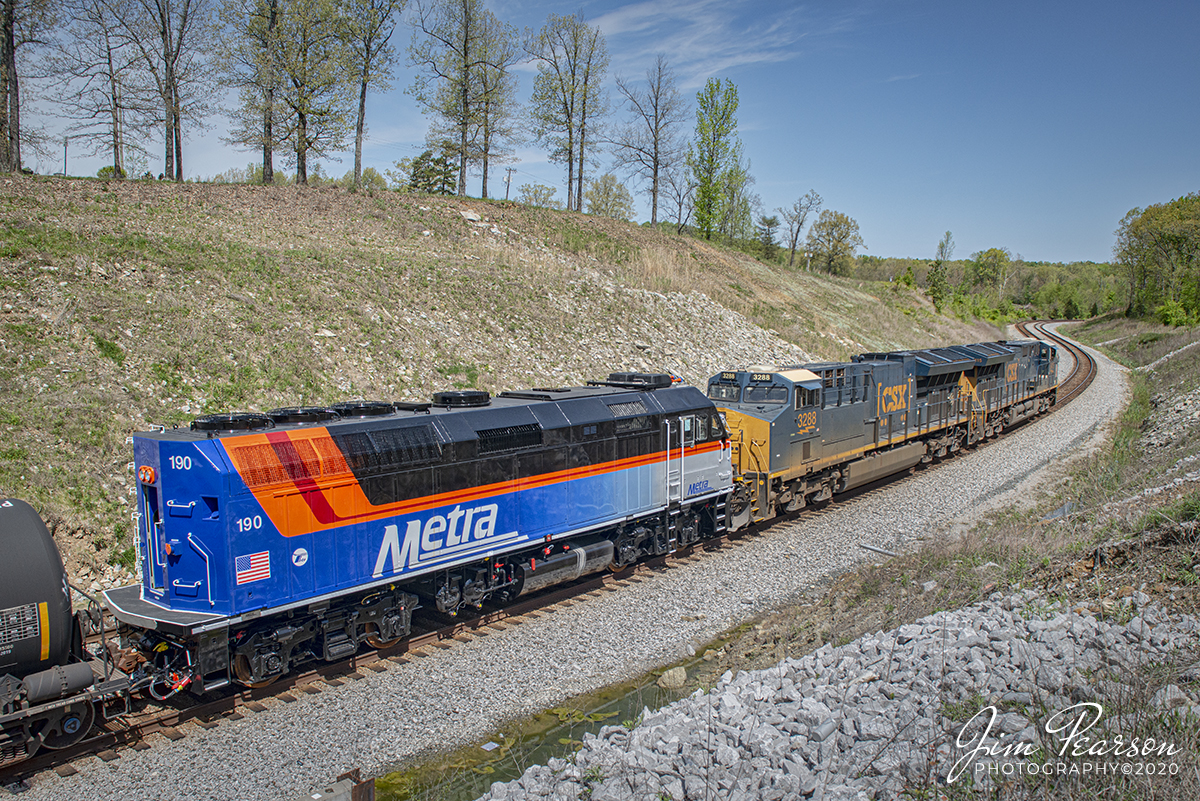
xmin=221 ymin=428 xmax=724 ymax=536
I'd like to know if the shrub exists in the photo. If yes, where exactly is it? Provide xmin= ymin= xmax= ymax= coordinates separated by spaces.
xmin=1156 ymin=299 xmax=1190 ymax=327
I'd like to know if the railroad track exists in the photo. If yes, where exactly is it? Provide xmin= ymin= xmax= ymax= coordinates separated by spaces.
xmin=1016 ymin=320 xmax=1097 ymax=406
xmin=1 ymin=323 xmax=1095 ymax=786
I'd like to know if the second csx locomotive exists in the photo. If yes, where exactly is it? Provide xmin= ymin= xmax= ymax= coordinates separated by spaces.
xmin=92 ymin=339 xmax=1056 ymax=694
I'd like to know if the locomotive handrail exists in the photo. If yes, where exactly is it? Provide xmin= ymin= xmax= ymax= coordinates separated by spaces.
xmin=678 ymin=416 xmax=685 ymax=503
xmin=186 ymin=533 xmax=214 ymax=608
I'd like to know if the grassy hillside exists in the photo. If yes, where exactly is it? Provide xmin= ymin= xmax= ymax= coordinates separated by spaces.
xmin=0 ymin=176 xmax=997 ymax=577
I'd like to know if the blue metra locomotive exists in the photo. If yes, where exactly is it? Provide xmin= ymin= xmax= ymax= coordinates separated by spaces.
xmin=103 ymin=374 xmax=731 ymax=689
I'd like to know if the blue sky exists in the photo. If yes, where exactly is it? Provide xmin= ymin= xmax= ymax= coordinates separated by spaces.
xmin=36 ymin=0 xmax=1200 ymax=264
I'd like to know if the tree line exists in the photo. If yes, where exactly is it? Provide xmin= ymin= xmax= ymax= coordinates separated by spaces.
xmin=1114 ymin=193 xmax=1200 ymax=325
xmin=1 ymin=0 xmax=863 ymax=256
xmin=852 ymin=231 xmax=1125 ymax=324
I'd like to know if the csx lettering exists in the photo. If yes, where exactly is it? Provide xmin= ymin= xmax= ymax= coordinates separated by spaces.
xmin=373 ymin=503 xmax=506 ymax=577
xmin=880 ymin=384 xmax=908 ymax=414
xmin=1006 ymin=363 xmax=1019 ymax=383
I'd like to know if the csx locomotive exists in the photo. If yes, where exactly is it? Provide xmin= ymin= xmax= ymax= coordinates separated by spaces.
xmin=710 ymin=339 xmax=1058 ymax=529
xmin=2 ymin=338 xmax=1056 ymax=762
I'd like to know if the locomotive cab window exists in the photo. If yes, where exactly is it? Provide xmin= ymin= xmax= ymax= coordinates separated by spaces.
xmin=707 ymin=383 xmax=741 ymax=402
xmin=744 ymin=384 xmax=788 ymax=404
xmin=682 ymin=415 xmax=696 ymax=446
xmin=709 ymin=413 xmax=727 ymax=440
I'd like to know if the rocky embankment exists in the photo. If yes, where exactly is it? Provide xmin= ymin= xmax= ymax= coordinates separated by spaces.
xmin=482 ymin=589 xmax=1199 ymax=800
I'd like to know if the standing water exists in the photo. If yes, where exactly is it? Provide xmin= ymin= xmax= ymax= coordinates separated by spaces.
xmin=373 ymin=658 xmax=714 ymax=800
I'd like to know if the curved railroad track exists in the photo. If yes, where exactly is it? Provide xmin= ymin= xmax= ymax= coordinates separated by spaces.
xmin=1 ymin=322 xmax=1096 ymax=786
xmin=1016 ymin=319 xmax=1097 ymax=406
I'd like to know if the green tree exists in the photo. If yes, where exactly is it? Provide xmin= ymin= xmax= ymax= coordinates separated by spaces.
xmin=344 ymin=0 xmax=405 ymax=189
xmin=395 ymin=148 xmax=455 ymax=193
xmin=584 ymin=173 xmax=633 ymax=220
xmin=517 ymin=181 xmax=561 ymax=209
xmin=805 ymin=209 xmax=864 ymax=275
xmin=216 ymin=0 xmax=285 ymax=183
xmin=716 ymin=155 xmax=756 ymax=242
xmin=686 ymin=77 xmax=739 ymax=240
xmin=967 ymin=247 xmax=1013 ymax=300
xmin=926 ymin=230 xmax=954 ymax=310
xmin=410 ymin=0 xmax=491 ymax=196
xmin=469 ymin=17 xmax=520 ymax=198
xmin=525 ymin=12 xmax=608 ymax=212
xmin=1114 ymin=193 xmax=1200 ymax=318
xmin=756 ymin=214 xmax=779 ymax=261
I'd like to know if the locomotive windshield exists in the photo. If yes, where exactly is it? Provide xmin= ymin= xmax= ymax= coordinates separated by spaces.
xmin=707 ymin=383 xmax=741 ymax=402
xmin=744 ymin=384 xmax=789 ymax=404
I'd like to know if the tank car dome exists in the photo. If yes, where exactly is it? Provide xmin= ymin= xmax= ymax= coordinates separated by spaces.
xmin=0 ymin=499 xmax=74 ymax=677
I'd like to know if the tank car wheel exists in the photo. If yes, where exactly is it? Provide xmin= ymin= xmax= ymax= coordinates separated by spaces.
xmin=40 ymin=701 xmax=96 ymax=750
xmin=233 ymin=654 xmax=281 ymax=689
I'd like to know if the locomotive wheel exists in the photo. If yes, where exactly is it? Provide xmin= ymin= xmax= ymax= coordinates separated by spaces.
xmin=40 ymin=701 xmax=96 ymax=750
xmin=233 ymin=654 xmax=280 ymax=689
xmin=363 ymin=623 xmax=402 ymax=650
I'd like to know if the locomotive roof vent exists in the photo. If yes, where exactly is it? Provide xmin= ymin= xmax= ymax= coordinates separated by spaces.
xmin=431 ymin=390 xmax=491 ymax=408
xmin=267 ymin=406 xmax=341 ymax=425
xmin=190 ymin=412 xmax=274 ymax=433
xmin=394 ymin=401 xmax=433 ymax=414
xmin=604 ymin=372 xmax=674 ymax=390
xmin=330 ymin=400 xmax=395 ymax=418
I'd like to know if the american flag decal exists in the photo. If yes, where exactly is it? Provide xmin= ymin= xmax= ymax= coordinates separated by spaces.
xmin=235 ymin=551 xmax=271 ymax=585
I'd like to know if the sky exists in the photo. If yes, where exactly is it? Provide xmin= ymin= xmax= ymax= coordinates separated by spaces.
xmin=27 ymin=0 xmax=1200 ymax=264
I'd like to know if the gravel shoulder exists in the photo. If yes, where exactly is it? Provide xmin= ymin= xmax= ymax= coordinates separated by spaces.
xmin=6 ymin=332 xmax=1127 ymax=801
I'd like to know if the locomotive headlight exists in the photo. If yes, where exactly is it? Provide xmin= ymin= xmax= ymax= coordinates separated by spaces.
xmin=138 ymin=465 xmax=157 ymax=484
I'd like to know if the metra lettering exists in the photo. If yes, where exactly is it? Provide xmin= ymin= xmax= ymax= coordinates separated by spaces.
xmin=880 ymin=384 xmax=908 ymax=414
xmin=372 ymin=503 xmax=503 ymax=577
xmin=687 ymin=479 xmax=711 ymax=495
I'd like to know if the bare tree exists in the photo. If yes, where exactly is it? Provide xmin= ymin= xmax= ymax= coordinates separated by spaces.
xmin=610 ymin=54 xmax=686 ymax=225
xmin=344 ymin=0 xmax=404 ymax=189
xmin=778 ymin=189 xmax=821 ymax=268
xmin=661 ymin=159 xmax=693 ymax=233
xmin=1 ymin=0 xmax=55 ymax=172
xmin=525 ymin=11 xmax=607 ymax=212
xmin=42 ymin=0 xmax=153 ymax=177
xmin=114 ymin=0 xmax=215 ymax=181
xmin=409 ymin=0 xmax=505 ymax=196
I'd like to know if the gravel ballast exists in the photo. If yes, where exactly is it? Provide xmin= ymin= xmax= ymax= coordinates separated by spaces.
xmin=5 ymin=333 xmax=1127 ymax=801
xmin=481 ymin=590 xmax=1199 ymax=800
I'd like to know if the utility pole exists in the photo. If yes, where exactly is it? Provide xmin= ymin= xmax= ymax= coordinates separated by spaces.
xmin=62 ymin=137 xmax=69 ymax=176
xmin=504 ymin=167 xmax=515 ymax=201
